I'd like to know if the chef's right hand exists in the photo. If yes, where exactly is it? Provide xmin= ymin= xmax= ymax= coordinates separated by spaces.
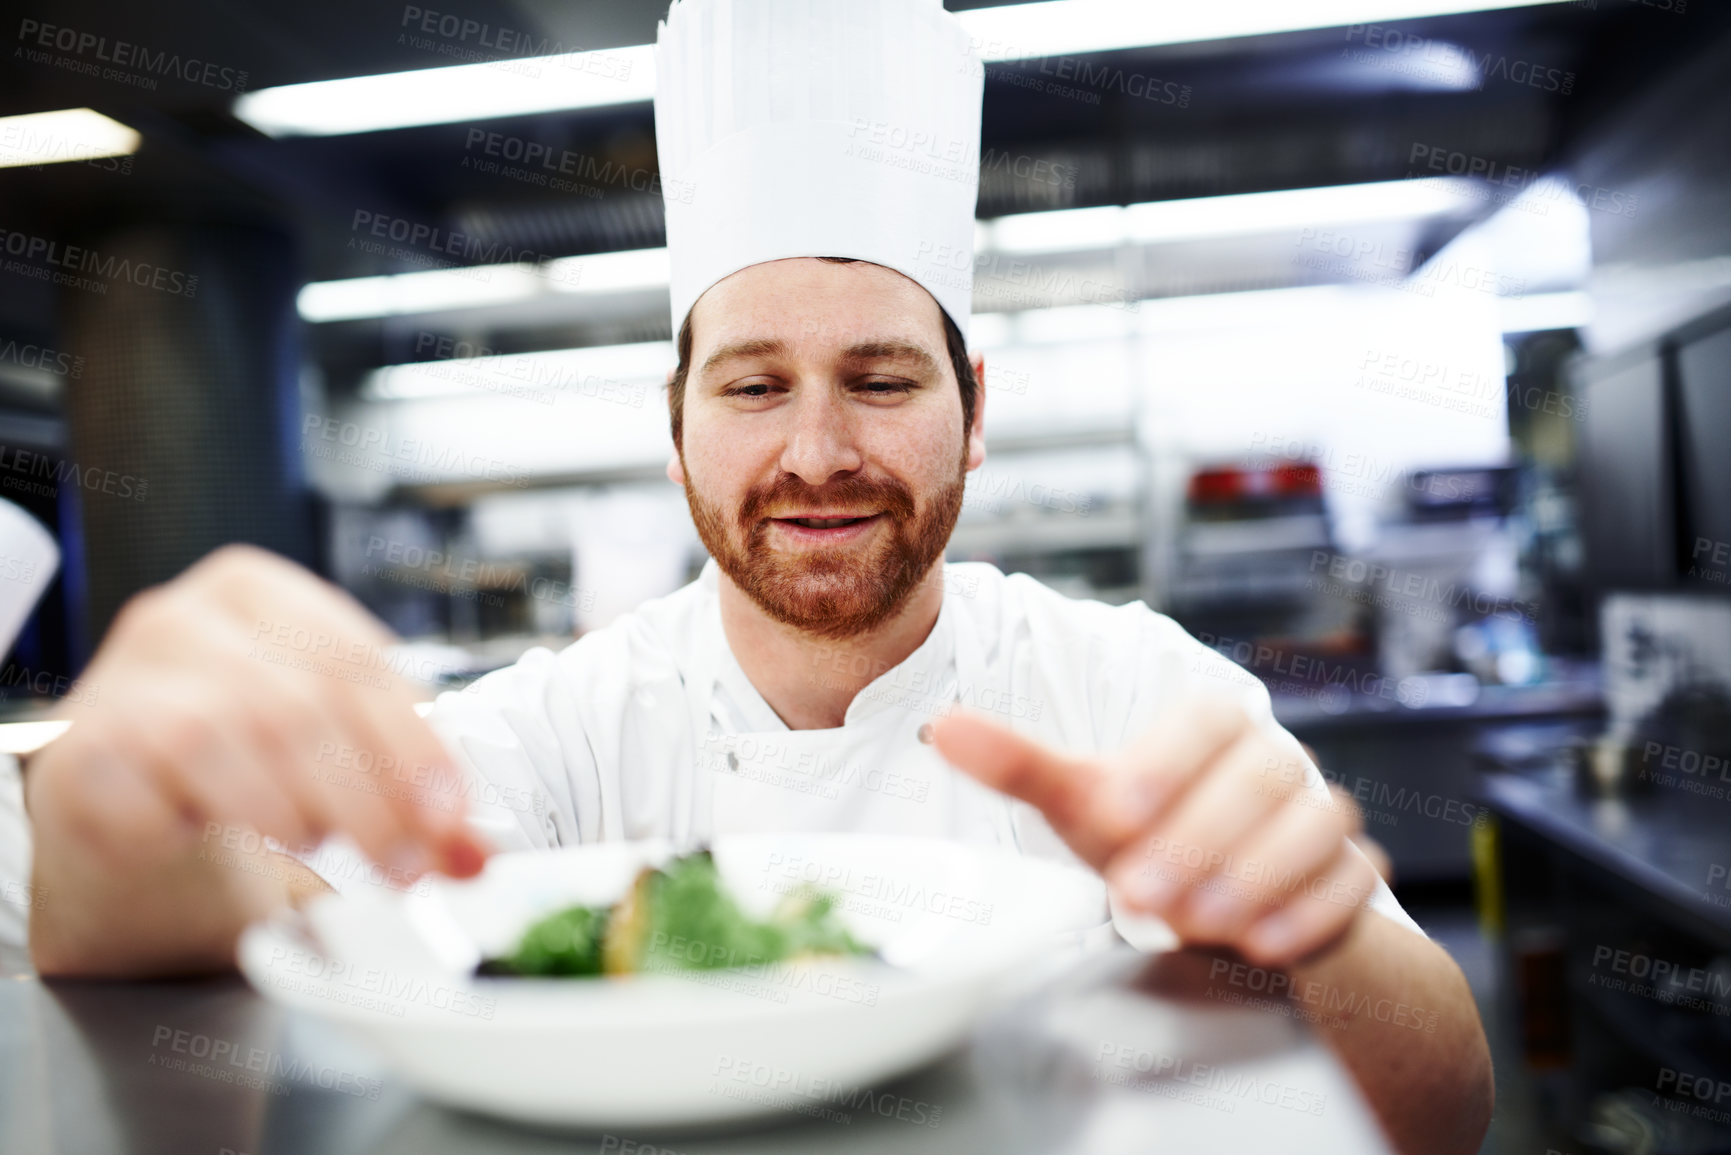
xmin=24 ymin=545 xmax=488 ymax=973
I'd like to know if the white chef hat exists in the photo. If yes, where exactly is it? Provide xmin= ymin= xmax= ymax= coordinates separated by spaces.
xmin=654 ymin=0 xmax=983 ymax=341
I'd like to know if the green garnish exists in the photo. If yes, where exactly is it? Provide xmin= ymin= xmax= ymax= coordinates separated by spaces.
xmin=478 ymin=850 xmax=872 ymax=978
xmin=486 ymin=903 xmax=609 ymax=977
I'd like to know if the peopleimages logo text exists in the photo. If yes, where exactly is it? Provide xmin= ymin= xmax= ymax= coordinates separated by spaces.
xmin=16 ymin=19 xmax=249 ymax=92
xmin=0 ymin=228 xmax=197 ymax=297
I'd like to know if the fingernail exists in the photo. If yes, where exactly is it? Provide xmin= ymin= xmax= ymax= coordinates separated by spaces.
xmin=1247 ymin=916 xmax=1301 ymax=962
xmin=440 ymin=832 xmax=489 ymax=878
xmin=1116 ymin=864 xmax=1181 ymax=912
xmin=1109 ymin=774 xmax=1167 ymax=829
xmin=1187 ymin=888 xmax=1243 ymax=937
xmin=388 ymin=841 xmax=432 ymax=878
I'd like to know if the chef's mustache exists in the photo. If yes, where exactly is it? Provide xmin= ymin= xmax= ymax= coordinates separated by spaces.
xmin=737 ymin=473 xmax=918 ymax=527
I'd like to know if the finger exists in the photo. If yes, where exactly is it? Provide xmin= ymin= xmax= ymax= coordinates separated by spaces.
xmin=201 ymin=548 xmax=429 ymax=765
xmin=1241 ymin=845 xmax=1378 ymax=969
xmin=151 ymin=610 xmax=441 ymax=877
xmin=298 ymin=704 xmax=440 ymax=876
xmin=1093 ymin=696 xmax=1256 ymax=843
xmin=343 ymin=700 xmax=490 ymax=879
xmin=319 ymin=677 xmax=480 ymax=857
xmin=220 ymin=662 xmax=353 ymax=856
xmin=124 ymin=685 xmax=317 ymax=863
xmin=1176 ymin=785 xmax=1361 ymax=945
xmin=195 ymin=545 xmax=401 ymax=657
xmin=931 ymin=710 xmax=1112 ymax=864
xmin=1104 ymin=731 xmax=1289 ymax=918
xmin=218 ymin=596 xmax=480 ymax=864
xmin=206 ymin=583 xmax=484 ymax=874
xmin=173 ymin=614 xmax=348 ymax=853
xmin=195 ymin=624 xmax=426 ymax=875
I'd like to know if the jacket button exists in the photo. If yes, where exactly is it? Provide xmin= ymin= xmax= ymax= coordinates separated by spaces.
xmin=917 ymin=723 xmax=935 ymax=745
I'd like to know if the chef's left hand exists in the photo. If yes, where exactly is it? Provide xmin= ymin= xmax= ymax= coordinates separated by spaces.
xmin=932 ymin=698 xmax=1375 ymax=969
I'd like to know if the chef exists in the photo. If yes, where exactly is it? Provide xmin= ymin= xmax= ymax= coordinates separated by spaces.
xmin=22 ymin=1 xmax=1491 ymax=1151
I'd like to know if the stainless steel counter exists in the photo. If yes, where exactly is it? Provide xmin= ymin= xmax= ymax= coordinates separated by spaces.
xmin=0 ymin=944 xmax=1396 ymax=1155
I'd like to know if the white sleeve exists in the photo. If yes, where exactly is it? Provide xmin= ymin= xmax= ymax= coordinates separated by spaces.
xmin=0 ymin=754 xmax=38 ymax=950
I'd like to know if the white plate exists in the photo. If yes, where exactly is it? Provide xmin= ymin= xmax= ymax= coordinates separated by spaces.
xmin=237 ymin=833 xmax=1110 ymax=1129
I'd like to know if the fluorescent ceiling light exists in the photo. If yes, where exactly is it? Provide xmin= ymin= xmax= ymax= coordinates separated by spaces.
xmin=977 ymin=280 xmax=1571 ymax=339
xmin=297 ymin=248 xmax=668 ymax=322
xmin=545 ymin=247 xmax=670 ymax=294
xmin=1131 ymin=284 xmax=1365 ymax=333
xmin=1498 ymin=290 xmax=1591 ymax=333
xmin=234 ymin=0 xmax=1569 ymax=137
xmin=962 ymin=0 xmax=1574 ymax=61
xmin=235 ymin=44 xmax=655 ymax=137
xmin=0 ymin=108 xmax=139 ymax=169
xmin=992 ymin=205 xmax=1128 ymax=255
xmin=298 ymin=265 xmax=543 ymax=322
xmin=989 ymin=178 xmax=1476 ymax=254
xmin=974 ymin=286 xmax=1354 ymax=338
xmin=361 ymin=340 xmax=673 ymax=402
xmin=973 ymin=284 xmax=1407 ymax=336
xmin=1387 ymin=42 xmax=1482 ymax=90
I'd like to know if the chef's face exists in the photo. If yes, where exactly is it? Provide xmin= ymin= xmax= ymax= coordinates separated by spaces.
xmin=670 ymin=257 xmax=986 ymax=639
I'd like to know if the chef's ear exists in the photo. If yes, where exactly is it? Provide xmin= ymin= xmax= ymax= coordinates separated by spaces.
xmin=966 ymin=351 xmax=987 ymax=471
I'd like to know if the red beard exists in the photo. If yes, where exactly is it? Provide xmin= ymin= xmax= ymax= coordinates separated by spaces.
xmin=685 ymin=461 xmax=965 ymax=640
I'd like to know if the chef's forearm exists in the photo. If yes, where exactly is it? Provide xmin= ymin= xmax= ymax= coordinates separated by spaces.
xmin=1285 ymin=911 xmax=1493 ymax=1155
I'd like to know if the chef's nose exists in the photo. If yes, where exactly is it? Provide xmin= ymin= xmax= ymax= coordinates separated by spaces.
xmin=778 ymin=383 xmax=864 ymax=485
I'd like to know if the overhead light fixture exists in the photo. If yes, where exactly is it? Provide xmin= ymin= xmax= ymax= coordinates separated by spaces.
xmin=0 ymin=108 xmax=139 ymax=169
xmin=297 ymin=248 xmax=669 ymax=322
xmin=234 ymin=0 xmax=1569 ymax=137
xmin=545 ymin=247 xmax=670 ymax=294
xmin=989 ymin=177 xmax=1477 ymax=254
xmin=961 ymin=0 xmax=1573 ymax=61
xmin=971 ymin=275 xmax=1563 ymax=337
xmin=991 ymin=205 xmax=1129 ymax=256
xmin=235 ymin=44 xmax=655 ymax=137
xmin=360 ymin=340 xmax=673 ymax=402
xmin=297 ymin=265 xmax=544 ymax=322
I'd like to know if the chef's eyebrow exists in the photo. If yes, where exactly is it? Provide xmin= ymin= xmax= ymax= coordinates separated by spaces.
xmin=699 ymin=338 xmax=790 ymax=377
xmin=698 ymin=337 xmax=940 ymax=378
xmin=839 ymin=340 xmax=939 ymax=376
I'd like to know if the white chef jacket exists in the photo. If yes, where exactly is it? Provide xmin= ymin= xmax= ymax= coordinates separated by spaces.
xmin=308 ymin=559 xmax=1424 ymax=942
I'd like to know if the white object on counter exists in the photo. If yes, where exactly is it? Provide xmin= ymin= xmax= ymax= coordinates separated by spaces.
xmin=0 ymin=499 xmax=59 ymax=952
xmin=0 ymin=755 xmax=39 ymax=950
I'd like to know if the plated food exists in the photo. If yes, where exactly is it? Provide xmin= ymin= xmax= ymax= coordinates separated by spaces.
xmin=238 ymin=834 xmax=1112 ymax=1128
xmin=477 ymin=849 xmax=872 ymax=977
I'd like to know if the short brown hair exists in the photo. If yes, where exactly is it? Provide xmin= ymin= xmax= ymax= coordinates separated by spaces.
xmin=665 ymin=257 xmax=977 ymax=450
